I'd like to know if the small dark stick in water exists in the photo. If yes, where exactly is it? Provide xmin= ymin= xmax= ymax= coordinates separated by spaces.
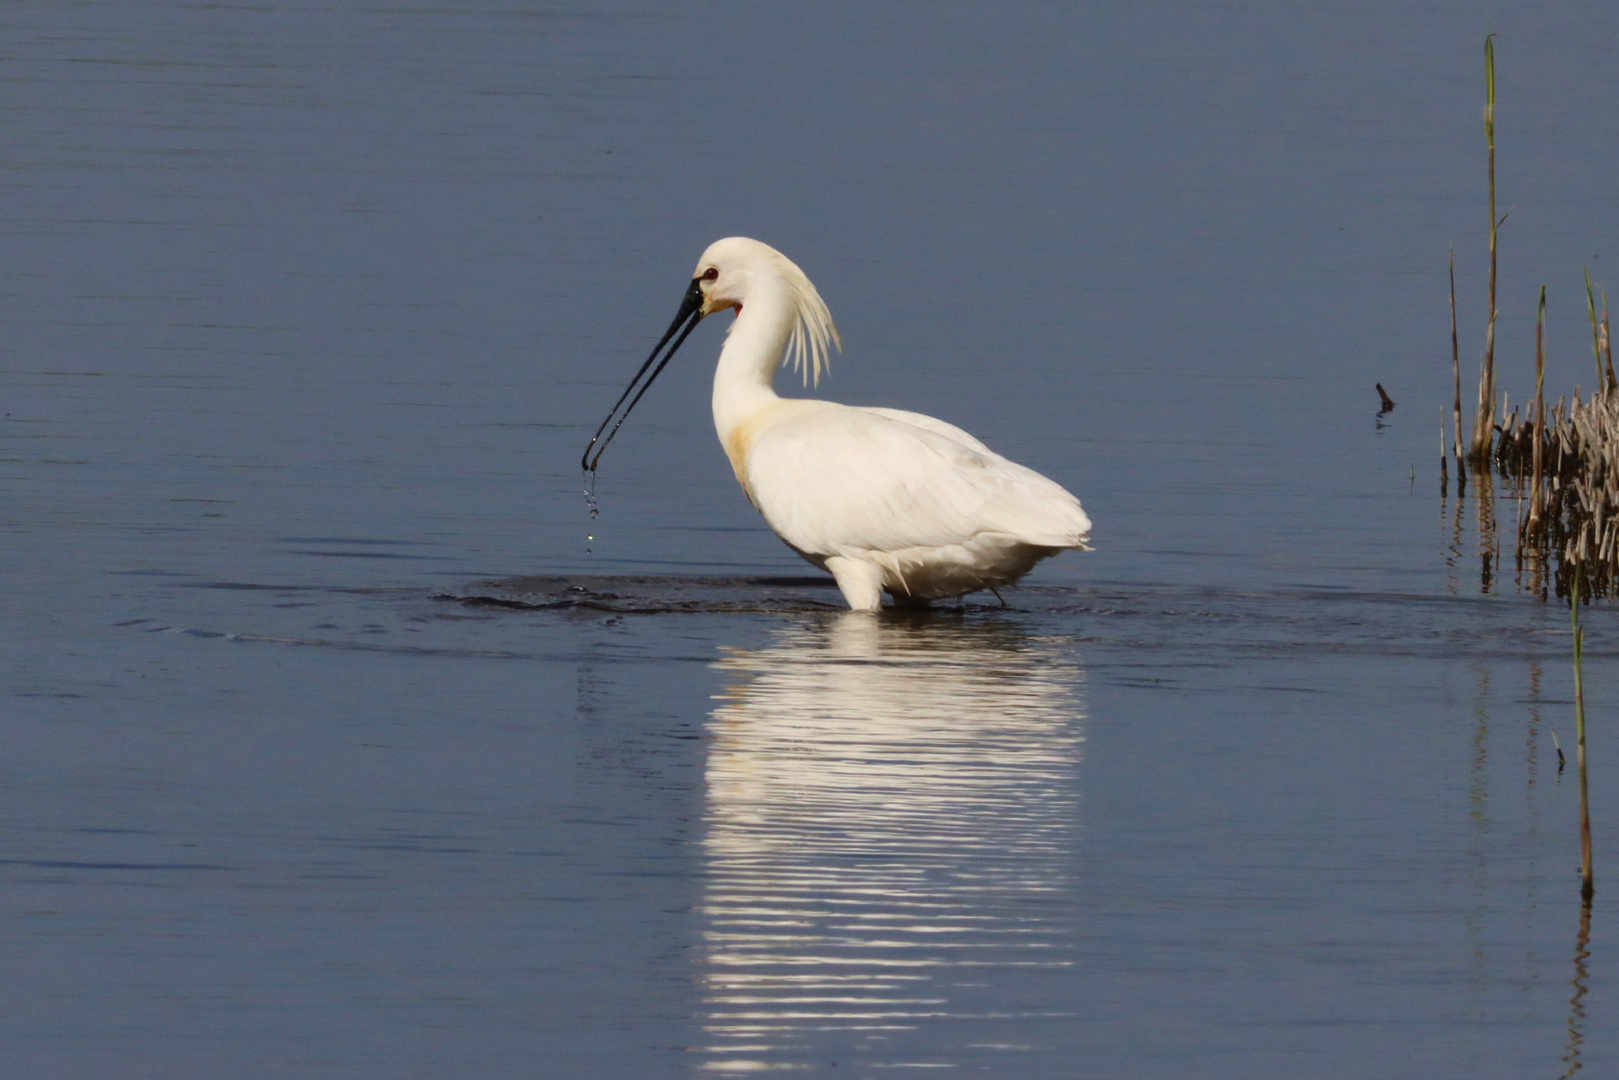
xmin=1376 ymin=384 xmax=1396 ymax=413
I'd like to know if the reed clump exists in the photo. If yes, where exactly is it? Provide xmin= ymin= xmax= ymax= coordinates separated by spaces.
xmin=1489 ymin=284 xmax=1615 ymax=596
xmin=1448 ymin=34 xmax=1619 ymax=597
xmin=1496 ymin=378 xmax=1619 ymax=597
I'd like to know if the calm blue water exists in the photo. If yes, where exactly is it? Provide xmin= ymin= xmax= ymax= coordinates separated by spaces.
xmin=4 ymin=1 xmax=1619 ymax=1075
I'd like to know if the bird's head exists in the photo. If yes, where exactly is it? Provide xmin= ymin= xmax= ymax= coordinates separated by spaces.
xmin=581 ymin=237 xmax=841 ymax=473
xmin=691 ymin=236 xmax=765 ymax=317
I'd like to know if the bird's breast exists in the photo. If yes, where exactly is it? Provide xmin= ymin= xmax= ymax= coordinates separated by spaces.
xmin=719 ymin=399 xmax=796 ymax=504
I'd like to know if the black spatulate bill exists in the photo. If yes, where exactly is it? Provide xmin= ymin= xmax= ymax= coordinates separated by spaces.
xmin=581 ymin=277 xmax=707 ymax=473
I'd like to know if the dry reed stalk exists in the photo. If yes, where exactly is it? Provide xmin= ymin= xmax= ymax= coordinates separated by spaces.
xmin=1505 ymin=385 xmax=1619 ymax=596
xmin=1604 ymin=290 xmax=1614 ymax=391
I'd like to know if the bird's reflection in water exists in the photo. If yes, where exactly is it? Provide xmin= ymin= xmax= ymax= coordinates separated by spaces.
xmin=698 ymin=613 xmax=1085 ymax=1073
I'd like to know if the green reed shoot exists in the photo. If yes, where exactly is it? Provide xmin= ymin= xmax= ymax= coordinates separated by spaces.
xmin=1571 ymin=564 xmax=1593 ymax=901
xmin=1586 ymin=270 xmax=1605 ymax=392
xmin=1451 ymin=248 xmax=1464 ymax=474
xmin=1472 ymin=34 xmax=1500 ymax=464
xmin=1531 ymin=286 xmax=1547 ymax=526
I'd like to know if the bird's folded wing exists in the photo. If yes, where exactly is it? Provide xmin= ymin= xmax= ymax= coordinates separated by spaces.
xmin=857 ymin=407 xmax=996 ymax=454
xmin=746 ymin=405 xmax=1090 ymax=557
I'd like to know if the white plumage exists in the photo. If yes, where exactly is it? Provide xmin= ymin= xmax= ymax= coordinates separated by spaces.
xmin=584 ymin=237 xmax=1090 ymax=611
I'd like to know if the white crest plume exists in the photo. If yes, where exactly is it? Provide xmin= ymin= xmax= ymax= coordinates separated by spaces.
xmin=775 ymin=250 xmax=843 ymax=387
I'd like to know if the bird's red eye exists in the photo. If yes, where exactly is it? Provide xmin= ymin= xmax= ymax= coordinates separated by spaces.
xmin=702 ymin=267 xmax=719 ymax=281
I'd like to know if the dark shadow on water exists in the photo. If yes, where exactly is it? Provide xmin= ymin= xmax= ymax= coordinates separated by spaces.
xmin=436 ymin=576 xmax=1619 ymax=664
xmin=440 ymin=574 xmax=848 ymax=614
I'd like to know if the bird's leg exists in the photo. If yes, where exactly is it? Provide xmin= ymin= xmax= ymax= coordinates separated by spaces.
xmin=825 ymin=556 xmax=883 ymax=612
xmin=990 ymin=587 xmax=1007 ymax=607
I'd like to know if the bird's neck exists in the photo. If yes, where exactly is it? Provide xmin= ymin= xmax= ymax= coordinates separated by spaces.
xmin=711 ymin=283 xmax=795 ymax=443
xmin=711 ymin=283 xmax=800 ymax=493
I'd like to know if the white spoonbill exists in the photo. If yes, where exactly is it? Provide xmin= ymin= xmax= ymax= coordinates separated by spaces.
xmin=582 ymin=237 xmax=1091 ymax=611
